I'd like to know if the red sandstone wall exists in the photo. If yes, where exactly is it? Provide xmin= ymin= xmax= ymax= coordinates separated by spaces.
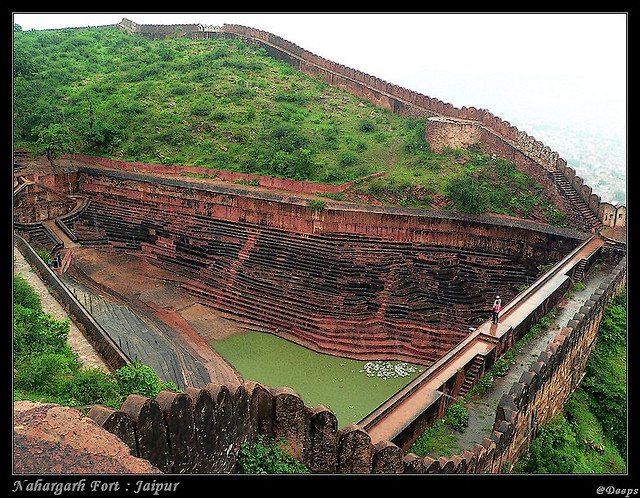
xmin=74 ymin=168 xmax=583 ymax=250
xmin=85 ymin=256 xmax=626 ymax=473
xmin=71 ymin=153 xmax=355 ymax=195
xmin=68 ymin=169 xmax=583 ymax=366
xmin=212 ymin=23 xmax=625 ymax=228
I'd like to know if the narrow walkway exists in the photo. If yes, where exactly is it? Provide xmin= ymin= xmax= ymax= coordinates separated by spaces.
xmin=363 ymin=235 xmax=603 ymax=444
xmin=13 ymin=246 xmax=108 ymax=372
xmin=427 ymin=261 xmax=613 ymax=457
xmin=42 ymin=219 xmax=77 ymax=249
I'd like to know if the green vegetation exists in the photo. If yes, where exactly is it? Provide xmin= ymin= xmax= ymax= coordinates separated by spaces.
xmin=237 ymin=435 xmax=309 ymax=474
xmin=516 ymin=290 xmax=626 ymax=473
xmin=308 ymin=199 xmax=327 ymax=212
xmin=13 ymin=274 xmax=178 ymax=409
xmin=13 ymin=24 xmax=567 ymax=225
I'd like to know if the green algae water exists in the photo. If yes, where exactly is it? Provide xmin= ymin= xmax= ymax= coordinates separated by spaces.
xmin=210 ymin=331 xmax=425 ymax=427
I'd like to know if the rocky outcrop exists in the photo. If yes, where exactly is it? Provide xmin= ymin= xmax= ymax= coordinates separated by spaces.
xmin=13 ymin=401 xmax=160 ymax=474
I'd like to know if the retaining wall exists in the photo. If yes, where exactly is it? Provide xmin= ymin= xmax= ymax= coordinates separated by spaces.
xmin=71 ymin=153 xmax=367 ymax=196
xmin=66 ymin=168 xmax=584 ymax=365
xmin=14 ymin=235 xmax=129 ymax=370
xmin=201 ymin=22 xmax=625 ymax=228
xmin=86 ymin=255 xmax=626 ymax=473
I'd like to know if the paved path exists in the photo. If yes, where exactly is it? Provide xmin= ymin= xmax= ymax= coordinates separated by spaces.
xmin=13 ymin=246 xmax=108 ymax=372
xmin=425 ymin=261 xmax=612 ymax=457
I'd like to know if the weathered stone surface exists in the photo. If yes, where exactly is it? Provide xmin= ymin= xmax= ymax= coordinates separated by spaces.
xmin=86 ymin=404 xmax=136 ymax=454
xmin=120 ymin=394 xmax=171 ymax=473
xmin=306 ymin=405 xmax=339 ymax=473
xmin=273 ymin=387 xmax=309 ymax=461
xmin=13 ymin=401 xmax=159 ymax=474
xmin=372 ymin=440 xmax=403 ymax=473
xmin=185 ymin=387 xmax=216 ymax=473
xmin=155 ymin=391 xmax=197 ymax=473
xmin=205 ymin=383 xmax=236 ymax=473
xmin=337 ymin=425 xmax=373 ymax=473
xmin=245 ymin=381 xmax=274 ymax=438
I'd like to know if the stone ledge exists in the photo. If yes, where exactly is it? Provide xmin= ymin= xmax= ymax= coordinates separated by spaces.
xmin=13 ymin=401 xmax=161 ymax=474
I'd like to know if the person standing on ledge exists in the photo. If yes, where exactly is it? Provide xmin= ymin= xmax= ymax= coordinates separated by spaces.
xmin=492 ymin=295 xmax=502 ymax=324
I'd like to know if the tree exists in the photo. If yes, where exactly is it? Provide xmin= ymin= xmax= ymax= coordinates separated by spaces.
xmin=32 ymin=123 xmax=75 ymax=170
xmin=13 ymin=46 xmax=38 ymax=78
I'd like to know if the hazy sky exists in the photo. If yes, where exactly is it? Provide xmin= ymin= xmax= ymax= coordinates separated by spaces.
xmin=13 ymin=12 xmax=627 ymax=201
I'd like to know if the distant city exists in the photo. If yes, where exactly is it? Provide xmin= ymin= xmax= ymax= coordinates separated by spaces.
xmin=407 ymin=72 xmax=627 ymax=207
xmin=519 ymin=117 xmax=626 ymax=206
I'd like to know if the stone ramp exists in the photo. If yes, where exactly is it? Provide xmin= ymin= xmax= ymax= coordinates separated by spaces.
xmin=61 ymin=264 xmax=241 ymax=389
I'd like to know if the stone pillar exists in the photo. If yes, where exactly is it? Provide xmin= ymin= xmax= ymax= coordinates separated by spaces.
xmin=305 ymin=405 xmax=339 ymax=473
xmin=86 ymin=404 xmax=137 ymax=455
xmin=336 ymin=425 xmax=373 ymax=473
xmin=156 ymin=391 xmax=197 ymax=473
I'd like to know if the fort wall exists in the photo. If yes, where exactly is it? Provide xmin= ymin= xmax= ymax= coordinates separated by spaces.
xmin=13 ymin=19 xmax=627 ymax=472
xmin=112 ymin=19 xmax=625 ymax=227
xmin=83 ymin=254 xmax=626 ymax=473
xmin=71 ymin=153 xmax=370 ymax=195
xmin=183 ymin=21 xmax=625 ymax=229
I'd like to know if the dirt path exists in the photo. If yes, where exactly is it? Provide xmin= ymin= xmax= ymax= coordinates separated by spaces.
xmin=427 ymin=264 xmax=611 ymax=457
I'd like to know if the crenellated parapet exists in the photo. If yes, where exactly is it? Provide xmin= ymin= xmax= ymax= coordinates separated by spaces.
xmin=210 ymin=23 xmax=625 ymax=230
xmin=113 ymin=18 xmax=624 ymax=229
xmin=85 ymin=255 xmax=625 ymax=474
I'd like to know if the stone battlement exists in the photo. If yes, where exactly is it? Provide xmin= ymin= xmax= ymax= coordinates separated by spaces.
xmin=114 ymin=19 xmax=625 ymax=230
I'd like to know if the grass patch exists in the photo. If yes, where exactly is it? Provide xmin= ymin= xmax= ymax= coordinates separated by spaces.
xmin=13 ymin=25 xmax=566 ymax=225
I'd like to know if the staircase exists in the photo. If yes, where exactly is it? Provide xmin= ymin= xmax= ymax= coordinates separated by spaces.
xmin=458 ymin=354 xmax=485 ymax=397
xmin=551 ymin=171 xmax=603 ymax=232
xmin=572 ymin=258 xmax=589 ymax=281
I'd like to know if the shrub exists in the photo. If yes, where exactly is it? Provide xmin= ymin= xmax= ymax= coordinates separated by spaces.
xmin=447 ymin=177 xmax=489 ymax=214
xmin=337 ymin=151 xmax=359 ymax=167
xmin=13 ymin=303 xmax=70 ymax=360
xmin=14 ymin=274 xmax=42 ymax=312
xmin=237 ymin=435 xmax=309 ymax=474
xmin=517 ymin=416 xmax=579 ymax=473
xmin=444 ymin=402 xmax=469 ymax=431
xmin=308 ymin=200 xmax=326 ymax=212
xmin=190 ymin=101 xmax=212 ymax=117
xmin=14 ymin=352 xmax=80 ymax=393
xmin=61 ymin=367 xmax=120 ymax=406
xmin=359 ymin=120 xmax=375 ymax=133
xmin=492 ymin=357 xmax=511 ymax=377
xmin=115 ymin=361 xmax=178 ymax=399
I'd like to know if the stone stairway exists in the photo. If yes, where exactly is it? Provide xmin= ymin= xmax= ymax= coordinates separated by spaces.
xmin=458 ymin=354 xmax=486 ymax=398
xmin=551 ymin=171 xmax=603 ymax=232
xmin=69 ymin=190 xmax=547 ymax=367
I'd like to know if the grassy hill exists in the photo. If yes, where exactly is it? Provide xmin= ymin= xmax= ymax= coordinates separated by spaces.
xmin=13 ymin=24 xmax=567 ymax=225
